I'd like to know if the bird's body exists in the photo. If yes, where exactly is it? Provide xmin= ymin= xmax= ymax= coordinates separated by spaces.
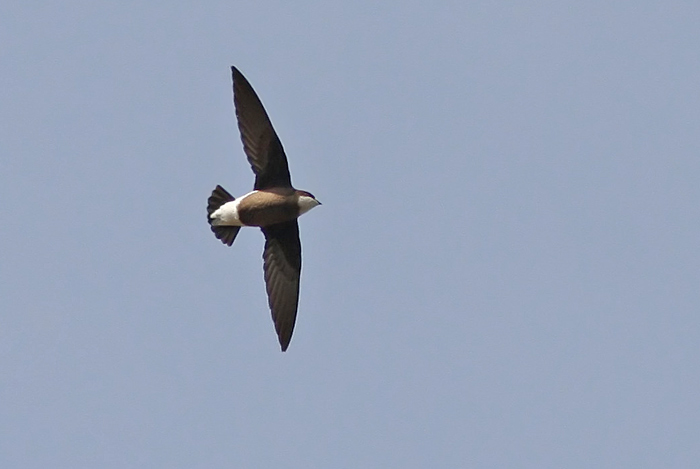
xmin=207 ymin=66 xmax=320 ymax=352
xmin=210 ymin=188 xmax=318 ymax=227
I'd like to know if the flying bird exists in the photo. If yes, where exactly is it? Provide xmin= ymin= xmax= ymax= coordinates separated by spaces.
xmin=207 ymin=66 xmax=321 ymax=351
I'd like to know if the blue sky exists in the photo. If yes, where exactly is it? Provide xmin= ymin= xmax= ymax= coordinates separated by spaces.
xmin=2 ymin=1 xmax=699 ymax=467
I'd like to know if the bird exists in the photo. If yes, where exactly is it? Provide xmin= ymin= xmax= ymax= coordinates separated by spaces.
xmin=207 ymin=66 xmax=321 ymax=352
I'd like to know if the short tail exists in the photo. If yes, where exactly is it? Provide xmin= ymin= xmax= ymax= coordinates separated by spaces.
xmin=207 ymin=185 xmax=241 ymax=246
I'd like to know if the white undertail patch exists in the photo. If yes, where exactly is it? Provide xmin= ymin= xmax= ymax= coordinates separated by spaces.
xmin=210 ymin=190 xmax=258 ymax=226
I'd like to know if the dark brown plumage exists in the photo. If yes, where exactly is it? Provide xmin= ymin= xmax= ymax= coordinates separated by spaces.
xmin=261 ymin=220 xmax=301 ymax=351
xmin=232 ymin=66 xmax=292 ymax=191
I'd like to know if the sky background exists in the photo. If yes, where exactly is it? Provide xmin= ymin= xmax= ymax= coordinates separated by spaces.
xmin=2 ymin=1 xmax=699 ymax=467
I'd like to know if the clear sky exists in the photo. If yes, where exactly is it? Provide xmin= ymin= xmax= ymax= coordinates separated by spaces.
xmin=2 ymin=1 xmax=699 ymax=467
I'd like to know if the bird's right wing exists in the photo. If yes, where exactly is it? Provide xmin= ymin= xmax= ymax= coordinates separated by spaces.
xmin=261 ymin=220 xmax=301 ymax=351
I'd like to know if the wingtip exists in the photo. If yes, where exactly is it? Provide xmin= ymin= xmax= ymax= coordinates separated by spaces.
xmin=279 ymin=336 xmax=291 ymax=352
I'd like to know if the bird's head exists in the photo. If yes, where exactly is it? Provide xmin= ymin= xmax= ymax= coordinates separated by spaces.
xmin=296 ymin=190 xmax=322 ymax=215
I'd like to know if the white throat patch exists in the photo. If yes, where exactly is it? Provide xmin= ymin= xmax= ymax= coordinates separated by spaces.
xmin=298 ymin=195 xmax=320 ymax=215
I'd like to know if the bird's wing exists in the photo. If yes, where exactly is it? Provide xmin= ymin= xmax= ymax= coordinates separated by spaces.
xmin=232 ymin=66 xmax=293 ymax=190
xmin=261 ymin=220 xmax=302 ymax=351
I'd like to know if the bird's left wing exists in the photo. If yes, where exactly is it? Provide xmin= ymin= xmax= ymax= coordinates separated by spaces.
xmin=232 ymin=66 xmax=293 ymax=190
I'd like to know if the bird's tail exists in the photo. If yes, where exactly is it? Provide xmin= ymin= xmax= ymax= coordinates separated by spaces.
xmin=207 ymin=185 xmax=241 ymax=246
